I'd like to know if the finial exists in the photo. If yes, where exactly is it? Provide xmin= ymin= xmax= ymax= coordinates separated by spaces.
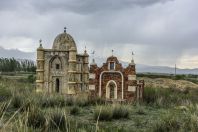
xmin=130 ymin=51 xmax=135 ymax=65
xmin=64 ymin=27 xmax=67 ymax=33
xmin=39 ymin=39 xmax=42 ymax=44
xmin=39 ymin=39 xmax=43 ymax=47
xmin=91 ymin=50 xmax=95 ymax=64
xmin=84 ymin=46 xmax=87 ymax=53
xmin=112 ymin=49 xmax=114 ymax=56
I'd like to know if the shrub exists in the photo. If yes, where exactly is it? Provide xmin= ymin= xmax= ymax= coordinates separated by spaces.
xmin=94 ymin=106 xmax=113 ymax=121
xmin=40 ymin=95 xmax=66 ymax=108
xmin=49 ymin=111 xmax=66 ymax=130
xmin=12 ymin=95 xmax=23 ymax=109
xmin=75 ymin=97 xmax=89 ymax=107
xmin=152 ymin=112 xmax=180 ymax=132
xmin=112 ymin=105 xmax=129 ymax=119
xmin=27 ymin=108 xmax=46 ymax=129
xmin=65 ymin=97 xmax=74 ymax=106
xmin=70 ymin=106 xmax=80 ymax=115
xmin=136 ymin=105 xmax=146 ymax=115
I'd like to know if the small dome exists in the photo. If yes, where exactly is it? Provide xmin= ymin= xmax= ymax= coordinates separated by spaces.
xmin=52 ymin=32 xmax=77 ymax=51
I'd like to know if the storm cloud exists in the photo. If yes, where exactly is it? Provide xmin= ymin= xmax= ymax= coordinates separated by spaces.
xmin=0 ymin=0 xmax=198 ymax=68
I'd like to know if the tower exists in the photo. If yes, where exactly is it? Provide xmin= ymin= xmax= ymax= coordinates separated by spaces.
xmin=36 ymin=40 xmax=44 ymax=92
xmin=68 ymin=46 xmax=77 ymax=94
xmin=83 ymin=48 xmax=89 ymax=90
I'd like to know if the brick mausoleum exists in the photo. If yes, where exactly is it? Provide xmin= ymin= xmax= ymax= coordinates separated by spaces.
xmin=89 ymin=55 xmax=144 ymax=102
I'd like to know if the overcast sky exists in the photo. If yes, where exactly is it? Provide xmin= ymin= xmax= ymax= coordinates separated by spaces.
xmin=0 ymin=0 xmax=198 ymax=68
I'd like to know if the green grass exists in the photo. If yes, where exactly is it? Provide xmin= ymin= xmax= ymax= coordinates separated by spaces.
xmin=1 ymin=75 xmax=198 ymax=131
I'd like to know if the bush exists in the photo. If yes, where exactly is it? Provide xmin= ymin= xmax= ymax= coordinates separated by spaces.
xmin=27 ymin=108 xmax=46 ymax=129
xmin=40 ymin=95 xmax=66 ymax=108
xmin=112 ymin=105 xmax=129 ymax=119
xmin=12 ymin=95 xmax=23 ymax=109
xmin=65 ymin=97 xmax=74 ymax=106
xmin=75 ymin=97 xmax=89 ymax=107
xmin=49 ymin=111 xmax=66 ymax=130
xmin=152 ymin=112 xmax=180 ymax=132
xmin=94 ymin=106 xmax=113 ymax=121
xmin=70 ymin=106 xmax=80 ymax=115
xmin=136 ymin=105 xmax=146 ymax=115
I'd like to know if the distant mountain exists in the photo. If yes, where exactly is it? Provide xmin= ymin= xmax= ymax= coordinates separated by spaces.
xmin=0 ymin=46 xmax=35 ymax=60
xmin=0 ymin=47 xmax=198 ymax=74
xmin=94 ymin=57 xmax=198 ymax=75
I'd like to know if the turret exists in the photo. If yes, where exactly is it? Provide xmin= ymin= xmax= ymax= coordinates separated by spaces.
xmin=82 ymin=47 xmax=89 ymax=90
xmin=68 ymin=46 xmax=77 ymax=94
xmin=36 ymin=40 xmax=44 ymax=92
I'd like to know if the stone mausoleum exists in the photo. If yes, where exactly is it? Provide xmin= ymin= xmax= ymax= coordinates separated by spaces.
xmin=36 ymin=28 xmax=144 ymax=101
xmin=36 ymin=28 xmax=89 ymax=94
xmin=89 ymin=55 xmax=144 ymax=101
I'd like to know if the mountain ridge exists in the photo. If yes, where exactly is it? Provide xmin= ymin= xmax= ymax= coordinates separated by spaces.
xmin=0 ymin=47 xmax=197 ymax=74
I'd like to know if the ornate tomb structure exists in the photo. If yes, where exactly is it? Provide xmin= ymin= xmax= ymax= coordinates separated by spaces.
xmin=89 ymin=54 xmax=144 ymax=102
xmin=36 ymin=28 xmax=89 ymax=94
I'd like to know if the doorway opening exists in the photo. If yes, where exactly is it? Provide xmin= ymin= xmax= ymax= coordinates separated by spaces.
xmin=55 ymin=78 xmax=60 ymax=93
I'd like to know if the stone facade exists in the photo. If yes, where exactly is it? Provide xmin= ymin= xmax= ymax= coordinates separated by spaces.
xmin=36 ymin=30 xmax=89 ymax=94
xmin=89 ymin=56 xmax=144 ymax=102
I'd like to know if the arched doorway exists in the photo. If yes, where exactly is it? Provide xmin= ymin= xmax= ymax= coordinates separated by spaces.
xmin=55 ymin=78 xmax=60 ymax=93
xmin=106 ymin=80 xmax=117 ymax=99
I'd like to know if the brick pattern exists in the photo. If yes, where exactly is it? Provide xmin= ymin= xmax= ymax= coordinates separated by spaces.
xmin=89 ymin=56 xmax=144 ymax=102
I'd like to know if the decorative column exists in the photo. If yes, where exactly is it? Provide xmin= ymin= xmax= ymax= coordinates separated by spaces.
xmin=36 ymin=40 xmax=44 ymax=92
xmin=68 ymin=46 xmax=77 ymax=94
xmin=83 ymin=48 xmax=89 ymax=90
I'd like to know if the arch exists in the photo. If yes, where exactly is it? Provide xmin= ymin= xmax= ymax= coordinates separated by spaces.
xmin=99 ymin=71 xmax=124 ymax=99
xmin=106 ymin=80 xmax=117 ymax=99
xmin=55 ymin=78 xmax=60 ymax=93
xmin=49 ymin=55 xmax=63 ymax=70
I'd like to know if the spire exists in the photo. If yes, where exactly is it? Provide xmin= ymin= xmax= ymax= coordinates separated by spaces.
xmin=64 ymin=27 xmax=67 ymax=33
xmin=130 ymin=51 xmax=135 ymax=65
xmin=112 ymin=49 xmax=114 ymax=56
xmin=39 ymin=39 xmax=43 ymax=48
xmin=84 ymin=46 xmax=87 ymax=53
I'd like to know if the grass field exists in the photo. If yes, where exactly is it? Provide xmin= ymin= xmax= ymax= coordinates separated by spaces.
xmin=0 ymin=74 xmax=198 ymax=131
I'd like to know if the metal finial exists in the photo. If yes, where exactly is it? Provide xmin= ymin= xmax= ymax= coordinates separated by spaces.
xmin=132 ymin=51 xmax=134 ymax=56
xmin=112 ymin=49 xmax=114 ymax=56
xmin=64 ymin=27 xmax=67 ymax=33
xmin=84 ymin=46 xmax=87 ymax=53
xmin=130 ymin=51 xmax=135 ymax=64
xmin=91 ymin=50 xmax=95 ymax=64
xmin=39 ymin=39 xmax=42 ymax=48
xmin=131 ymin=51 xmax=134 ymax=60
xmin=39 ymin=39 xmax=42 ymax=44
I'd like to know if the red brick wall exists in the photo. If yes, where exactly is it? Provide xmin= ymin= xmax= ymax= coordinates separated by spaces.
xmin=89 ymin=56 xmax=144 ymax=102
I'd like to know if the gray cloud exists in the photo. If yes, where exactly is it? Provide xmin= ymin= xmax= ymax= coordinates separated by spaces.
xmin=0 ymin=0 xmax=198 ymax=68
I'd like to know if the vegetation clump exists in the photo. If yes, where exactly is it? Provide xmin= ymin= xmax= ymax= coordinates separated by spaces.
xmin=27 ymin=108 xmax=46 ymax=129
xmin=49 ymin=111 xmax=66 ymax=130
xmin=70 ymin=106 xmax=80 ymax=115
xmin=112 ymin=105 xmax=129 ymax=119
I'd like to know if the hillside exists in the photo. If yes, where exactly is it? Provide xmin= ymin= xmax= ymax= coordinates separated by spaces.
xmin=140 ymin=77 xmax=198 ymax=90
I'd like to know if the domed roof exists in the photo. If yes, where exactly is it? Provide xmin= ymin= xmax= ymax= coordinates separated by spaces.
xmin=52 ymin=31 xmax=77 ymax=51
xmin=106 ymin=56 xmax=119 ymax=63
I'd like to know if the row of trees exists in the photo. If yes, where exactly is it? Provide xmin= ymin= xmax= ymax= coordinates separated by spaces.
xmin=0 ymin=58 xmax=36 ymax=72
